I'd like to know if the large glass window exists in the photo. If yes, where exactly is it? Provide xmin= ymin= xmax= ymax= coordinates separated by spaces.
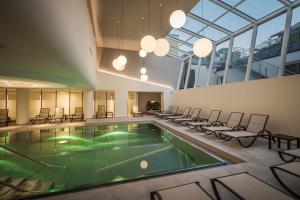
xmin=191 ymin=0 xmax=226 ymax=22
xmin=42 ymin=90 xmax=56 ymax=115
xmin=210 ymin=40 xmax=230 ymax=85
xmin=196 ymin=53 xmax=212 ymax=87
xmin=227 ymin=29 xmax=253 ymax=83
xmin=7 ymin=89 xmax=16 ymax=119
xmin=285 ymin=6 xmax=300 ymax=76
xmin=0 ymin=88 xmax=5 ymax=109
xmin=70 ymin=90 xmax=83 ymax=115
xmin=186 ymin=56 xmax=199 ymax=88
xmin=57 ymin=90 xmax=70 ymax=115
xmin=250 ymin=13 xmax=287 ymax=80
xmin=179 ymin=58 xmax=190 ymax=89
xmin=29 ymin=90 xmax=41 ymax=118
xmin=215 ymin=12 xmax=250 ymax=32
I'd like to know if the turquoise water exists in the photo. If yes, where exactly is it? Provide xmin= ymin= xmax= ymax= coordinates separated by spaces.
xmin=0 ymin=123 xmax=225 ymax=197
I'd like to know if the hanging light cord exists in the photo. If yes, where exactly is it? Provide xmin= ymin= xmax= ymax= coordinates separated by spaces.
xmin=177 ymin=0 xmax=179 ymax=9
xmin=121 ymin=0 xmax=124 ymax=53
xmin=160 ymin=3 xmax=163 ymax=37
xmin=202 ymin=0 xmax=205 ymax=37
xmin=147 ymin=0 xmax=151 ymax=33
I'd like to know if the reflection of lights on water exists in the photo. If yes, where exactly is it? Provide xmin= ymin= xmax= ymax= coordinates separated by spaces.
xmin=132 ymin=124 xmax=138 ymax=128
xmin=58 ymin=140 xmax=67 ymax=144
xmin=60 ymin=152 xmax=68 ymax=155
xmin=113 ymin=176 xmax=125 ymax=182
xmin=140 ymin=160 xmax=148 ymax=169
xmin=114 ymin=125 xmax=118 ymax=128
xmin=112 ymin=146 xmax=120 ymax=150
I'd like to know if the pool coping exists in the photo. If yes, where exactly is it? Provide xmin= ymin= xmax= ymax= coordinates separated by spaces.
xmin=1 ymin=118 xmax=246 ymax=200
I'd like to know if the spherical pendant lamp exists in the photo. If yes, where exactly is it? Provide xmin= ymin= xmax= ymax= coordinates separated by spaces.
xmin=153 ymin=38 xmax=170 ymax=57
xmin=141 ymin=35 xmax=156 ymax=53
xmin=113 ymin=58 xmax=125 ymax=71
xmin=169 ymin=10 xmax=186 ymax=28
xmin=116 ymin=64 xmax=126 ymax=71
xmin=139 ymin=49 xmax=147 ymax=58
xmin=140 ymin=74 xmax=148 ymax=82
xmin=193 ymin=38 xmax=213 ymax=58
xmin=140 ymin=67 xmax=147 ymax=74
xmin=117 ymin=55 xmax=127 ymax=66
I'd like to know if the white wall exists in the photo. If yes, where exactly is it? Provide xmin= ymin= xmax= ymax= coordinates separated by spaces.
xmin=96 ymin=71 xmax=173 ymax=117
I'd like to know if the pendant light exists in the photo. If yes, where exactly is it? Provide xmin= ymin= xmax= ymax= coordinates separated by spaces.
xmin=193 ymin=0 xmax=212 ymax=58
xmin=154 ymin=3 xmax=169 ymax=57
xmin=140 ymin=0 xmax=156 ymax=53
xmin=169 ymin=0 xmax=186 ymax=28
xmin=139 ymin=49 xmax=147 ymax=57
xmin=116 ymin=0 xmax=127 ymax=68
xmin=140 ymin=74 xmax=148 ymax=81
xmin=112 ymin=21 xmax=125 ymax=71
xmin=140 ymin=67 xmax=147 ymax=74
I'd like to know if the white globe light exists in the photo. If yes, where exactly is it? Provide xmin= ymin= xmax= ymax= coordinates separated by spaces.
xmin=140 ymin=74 xmax=148 ymax=82
xmin=140 ymin=67 xmax=147 ymax=74
xmin=140 ymin=35 xmax=156 ymax=53
xmin=139 ymin=49 xmax=147 ymax=57
xmin=193 ymin=38 xmax=213 ymax=58
xmin=116 ymin=64 xmax=125 ymax=71
xmin=154 ymin=38 xmax=170 ymax=57
xmin=140 ymin=160 xmax=148 ymax=169
xmin=117 ymin=55 xmax=127 ymax=66
xmin=112 ymin=58 xmax=125 ymax=71
xmin=169 ymin=10 xmax=186 ymax=28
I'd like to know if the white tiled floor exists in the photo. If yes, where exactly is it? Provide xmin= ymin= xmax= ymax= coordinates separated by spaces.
xmin=1 ymin=116 xmax=298 ymax=200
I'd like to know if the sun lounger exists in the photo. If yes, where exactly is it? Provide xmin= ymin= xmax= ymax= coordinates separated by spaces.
xmin=150 ymin=182 xmax=213 ymax=200
xmin=31 ymin=108 xmax=50 ymax=124
xmin=278 ymin=148 xmax=300 ymax=162
xmin=173 ymin=108 xmax=201 ymax=125
xmin=69 ymin=107 xmax=84 ymax=122
xmin=166 ymin=107 xmax=191 ymax=122
xmin=187 ymin=110 xmax=221 ymax=131
xmin=96 ymin=105 xmax=106 ymax=118
xmin=202 ymin=112 xmax=244 ymax=137
xmin=157 ymin=106 xmax=179 ymax=119
xmin=211 ymin=172 xmax=294 ymax=200
xmin=49 ymin=108 xmax=65 ymax=123
xmin=132 ymin=105 xmax=143 ymax=117
xmin=0 ymin=109 xmax=9 ymax=126
xmin=154 ymin=105 xmax=172 ymax=115
xmin=218 ymin=114 xmax=271 ymax=148
xmin=271 ymin=161 xmax=300 ymax=198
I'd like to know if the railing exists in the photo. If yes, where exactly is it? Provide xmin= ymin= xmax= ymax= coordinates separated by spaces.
xmin=0 ymin=144 xmax=69 ymax=190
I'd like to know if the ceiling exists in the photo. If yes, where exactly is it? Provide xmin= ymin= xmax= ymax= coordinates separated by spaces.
xmin=0 ymin=0 xmax=98 ymax=88
xmin=92 ymin=0 xmax=198 ymax=51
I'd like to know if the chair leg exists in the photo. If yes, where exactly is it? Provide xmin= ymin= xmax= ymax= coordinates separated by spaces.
xmin=237 ymin=137 xmax=258 ymax=148
xmin=271 ymin=166 xmax=300 ymax=199
xmin=278 ymin=151 xmax=296 ymax=162
xmin=210 ymin=179 xmax=222 ymax=200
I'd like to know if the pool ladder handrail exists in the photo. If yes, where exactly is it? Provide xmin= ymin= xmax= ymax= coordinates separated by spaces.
xmin=0 ymin=144 xmax=69 ymax=188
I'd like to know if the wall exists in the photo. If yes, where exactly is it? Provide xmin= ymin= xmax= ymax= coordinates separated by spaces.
xmin=97 ymin=71 xmax=173 ymax=117
xmin=172 ymin=75 xmax=300 ymax=137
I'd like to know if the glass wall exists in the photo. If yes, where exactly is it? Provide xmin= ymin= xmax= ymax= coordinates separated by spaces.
xmin=29 ymin=90 xmax=41 ymax=118
xmin=210 ymin=40 xmax=230 ymax=85
xmin=70 ymin=90 xmax=83 ymax=115
xmin=196 ymin=53 xmax=212 ymax=87
xmin=178 ymin=57 xmax=190 ymax=89
xmin=285 ymin=6 xmax=300 ymax=76
xmin=227 ymin=29 xmax=253 ymax=83
xmin=57 ymin=90 xmax=70 ymax=115
xmin=0 ymin=88 xmax=16 ymax=120
xmin=0 ymin=88 xmax=5 ymax=109
xmin=94 ymin=91 xmax=115 ymax=116
xmin=42 ymin=90 xmax=56 ymax=115
xmin=250 ymin=13 xmax=287 ymax=80
xmin=186 ymin=56 xmax=199 ymax=88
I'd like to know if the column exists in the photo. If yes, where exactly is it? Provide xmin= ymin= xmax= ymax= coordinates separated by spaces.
xmin=84 ymin=90 xmax=94 ymax=119
xmin=16 ymin=88 xmax=29 ymax=124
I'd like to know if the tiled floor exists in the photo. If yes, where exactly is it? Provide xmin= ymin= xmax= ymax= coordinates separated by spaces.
xmin=0 ymin=117 xmax=298 ymax=199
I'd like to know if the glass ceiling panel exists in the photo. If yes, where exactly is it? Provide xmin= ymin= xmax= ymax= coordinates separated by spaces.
xmin=183 ymin=17 xmax=205 ymax=33
xmin=236 ymin=0 xmax=284 ymax=20
xmin=202 ymin=26 xmax=227 ymax=41
xmin=178 ymin=44 xmax=193 ymax=53
xmin=214 ymin=12 xmax=250 ymax=32
xmin=169 ymin=48 xmax=189 ymax=59
xmin=221 ymin=0 xmax=242 ymax=6
xmin=169 ymin=29 xmax=191 ymax=41
xmin=190 ymin=0 xmax=226 ymax=22
xmin=187 ymin=37 xmax=199 ymax=44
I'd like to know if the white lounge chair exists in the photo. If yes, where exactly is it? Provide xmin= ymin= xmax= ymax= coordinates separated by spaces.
xmin=96 ymin=105 xmax=106 ymax=118
xmin=68 ymin=107 xmax=84 ymax=122
xmin=278 ymin=148 xmax=300 ymax=162
xmin=49 ymin=108 xmax=65 ymax=123
xmin=150 ymin=182 xmax=213 ymax=200
xmin=154 ymin=105 xmax=172 ymax=115
xmin=166 ymin=107 xmax=191 ymax=122
xmin=0 ymin=109 xmax=9 ymax=126
xmin=218 ymin=114 xmax=271 ymax=148
xmin=187 ymin=110 xmax=221 ymax=131
xmin=202 ymin=112 xmax=244 ymax=137
xmin=132 ymin=105 xmax=143 ymax=117
xmin=157 ymin=106 xmax=179 ymax=119
xmin=173 ymin=108 xmax=201 ymax=125
xmin=31 ymin=108 xmax=50 ymax=124
xmin=211 ymin=172 xmax=294 ymax=200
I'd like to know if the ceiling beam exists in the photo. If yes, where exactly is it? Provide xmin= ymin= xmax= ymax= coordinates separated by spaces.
xmin=166 ymin=36 xmax=193 ymax=47
xmin=209 ymin=0 xmax=256 ymax=23
xmin=179 ymin=28 xmax=216 ymax=42
xmin=277 ymin=0 xmax=291 ymax=6
xmin=187 ymin=12 xmax=232 ymax=35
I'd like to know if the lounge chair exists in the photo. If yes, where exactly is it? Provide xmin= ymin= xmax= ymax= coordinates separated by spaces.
xmin=186 ymin=110 xmax=221 ymax=131
xmin=218 ymin=114 xmax=271 ymax=148
xmin=157 ymin=106 xmax=179 ymax=119
xmin=202 ymin=112 xmax=244 ymax=137
xmin=154 ymin=105 xmax=172 ymax=115
xmin=31 ymin=108 xmax=50 ymax=124
xmin=96 ymin=105 xmax=106 ymax=118
xmin=278 ymin=148 xmax=300 ymax=162
xmin=211 ymin=172 xmax=294 ymax=200
xmin=271 ymin=161 xmax=300 ymax=198
xmin=173 ymin=108 xmax=201 ymax=125
xmin=49 ymin=108 xmax=65 ymax=123
xmin=150 ymin=182 xmax=213 ymax=200
xmin=166 ymin=107 xmax=191 ymax=122
xmin=132 ymin=105 xmax=143 ymax=117
xmin=0 ymin=109 xmax=9 ymax=126
xmin=69 ymin=107 xmax=84 ymax=122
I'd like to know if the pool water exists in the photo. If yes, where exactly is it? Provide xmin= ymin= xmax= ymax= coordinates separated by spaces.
xmin=0 ymin=123 xmax=225 ymax=197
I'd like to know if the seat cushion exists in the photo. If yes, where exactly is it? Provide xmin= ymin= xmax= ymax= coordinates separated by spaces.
xmin=155 ymin=183 xmax=211 ymax=200
xmin=204 ymin=126 xmax=233 ymax=131
xmin=221 ymin=131 xmax=257 ymax=138
xmin=216 ymin=173 xmax=293 ymax=200
xmin=275 ymin=162 xmax=300 ymax=176
xmin=174 ymin=118 xmax=193 ymax=121
xmin=188 ymin=122 xmax=210 ymax=126
xmin=283 ymin=149 xmax=300 ymax=158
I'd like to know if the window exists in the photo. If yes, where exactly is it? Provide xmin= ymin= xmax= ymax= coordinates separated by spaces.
xmin=179 ymin=58 xmax=190 ymax=89
xmin=57 ymin=90 xmax=70 ymax=115
xmin=70 ymin=90 xmax=83 ymax=115
xmin=29 ymin=90 xmax=41 ymax=118
xmin=284 ymin=6 xmax=300 ymax=76
xmin=250 ymin=13 xmax=287 ymax=80
xmin=210 ymin=40 xmax=230 ymax=85
xmin=186 ymin=56 xmax=199 ymax=88
xmin=227 ymin=29 xmax=253 ymax=83
xmin=196 ymin=52 xmax=212 ymax=87
xmin=94 ymin=91 xmax=115 ymax=116
xmin=191 ymin=0 xmax=226 ymax=22
xmin=42 ymin=90 xmax=56 ymax=115
xmin=0 ymin=88 xmax=16 ymax=120
xmin=215 ymin=12 xmax=250 ymax=32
